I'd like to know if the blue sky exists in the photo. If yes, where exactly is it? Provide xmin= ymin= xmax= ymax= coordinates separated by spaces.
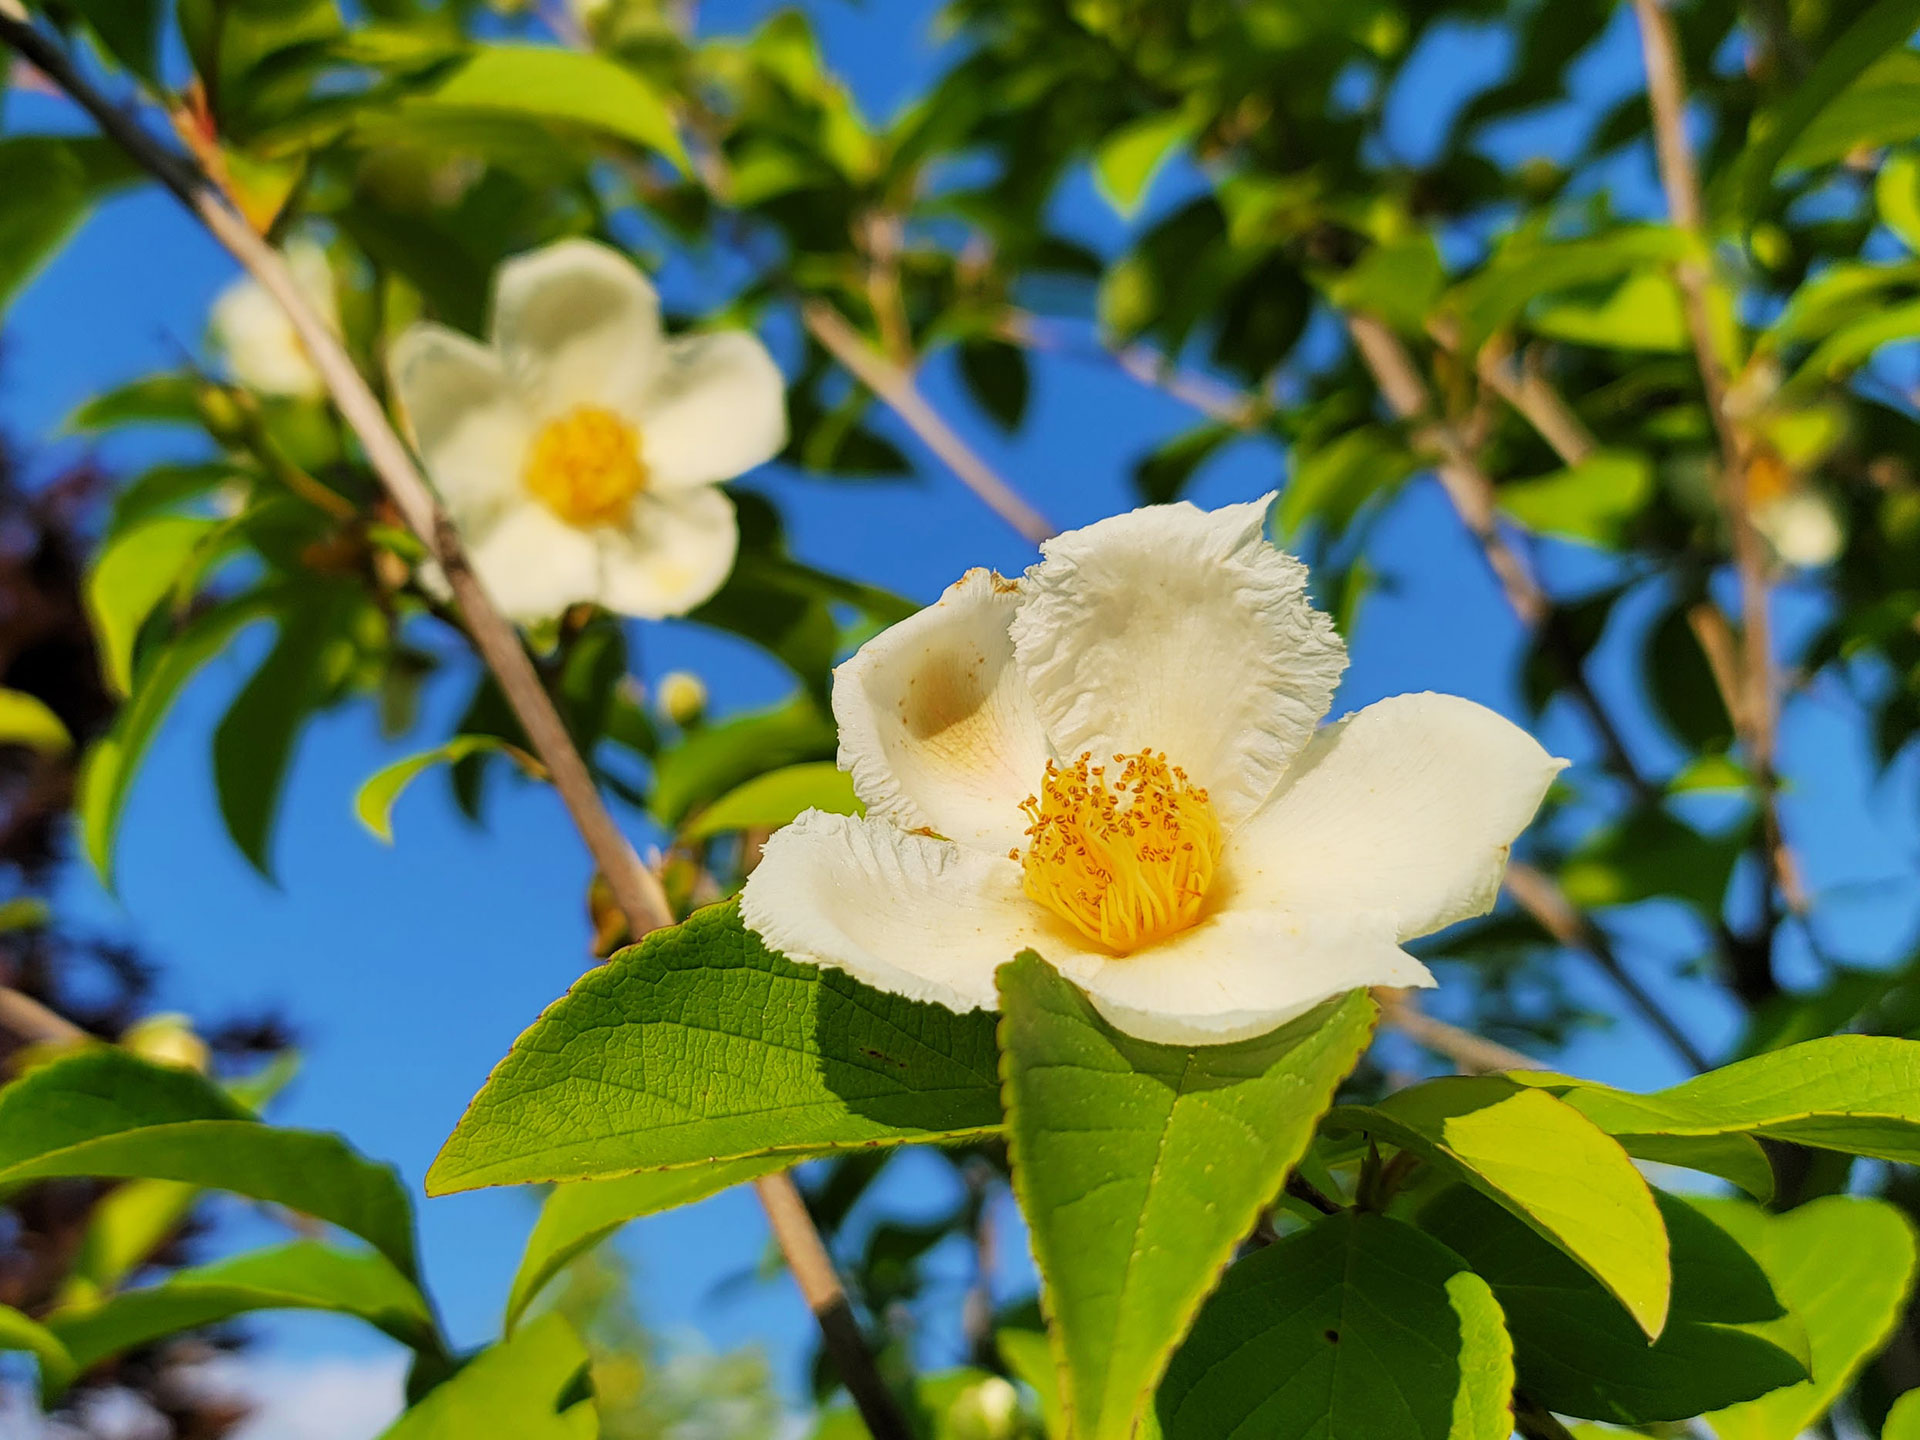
xmin=4 ymin=0 xmax=1918 ymax=1424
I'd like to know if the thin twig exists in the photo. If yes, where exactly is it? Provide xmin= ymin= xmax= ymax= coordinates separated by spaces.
xmin=752 ymin=1172 xmax=909 ymax=1440
xmin=1427 ymin=319 xmax=1598 ymax=467
xmin=0 ymin=13 xmax=673 ymax=940
xmin=1630 ymin=0 xmax=1792 ymax=956
xmin=999 ymin=311 xmax=1265 ymax=429
xmin=1504 ymin=862 xmax=1711 ymax=1073
xmin=0 ymin=985 xmax=86 ymax=1044
xmin=1373 ymin=988 xmax=1546 ymax=1075
xmin=1345 ymin=314 xmax=1652 ymax=801
xmin=803 ymin=300 xmax=1056 ymax=546
xmin=1513 ymin=1395 xmax=1578 ymax=1440
xmin=0 ymin=18 xmax=909 ymax=1434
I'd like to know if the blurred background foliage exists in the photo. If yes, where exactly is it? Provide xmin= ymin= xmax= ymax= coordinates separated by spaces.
xmin=7 ymin=0 xmax=1920 ymax=1433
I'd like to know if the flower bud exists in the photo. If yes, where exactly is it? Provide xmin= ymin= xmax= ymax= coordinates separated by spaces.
xmin=656 ymin=670 xmax=708 ymax=727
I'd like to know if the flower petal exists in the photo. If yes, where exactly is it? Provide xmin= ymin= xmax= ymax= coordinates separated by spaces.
xmin=639 ymin=332 xmax=789 ymax=490
xmin=1010 ymin=496 xmax=1346 ymax=826
xmin=740 ymin=810 xmax=1052 ymax=1015
xmin=833 ymin=568 xmax=1050 ymax=853
xmin=1230 ymin=692 xmax=1566 ymax=941
xmin=490 ymin=239 xmax=664 ymax=418
xmin=1061 ymin=908 xmax=1428 ymax=1046
xmin=388 ymin=323 xmax=531 ymax=536
xmin=466 ymin=501 xmax=602 ymax=623
xmin=594 ymin=485 xmax=739 ymax=619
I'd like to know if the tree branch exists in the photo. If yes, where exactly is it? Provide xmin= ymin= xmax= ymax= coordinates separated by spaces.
xmin=999 ymin=311 xmax=1266 ymax=430
xmin=1504 ymin=861 xmax=1711 ymax=1073
xmin=0 ymin=985 xmax=86 ymax=1045
xmin=1373 ymin=988 xmax=1546 ymax=1075
xmin=803 ymin=300 xmax=1056 ymax=546
xmin=0 ymin=19 xmax=912 ymax=1436
xmin=1630 ymin=0 xmax=1791 ymax=961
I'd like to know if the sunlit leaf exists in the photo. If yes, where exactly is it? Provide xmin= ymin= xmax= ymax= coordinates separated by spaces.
xmin=680 ymin=761 xmax=861 ymax=842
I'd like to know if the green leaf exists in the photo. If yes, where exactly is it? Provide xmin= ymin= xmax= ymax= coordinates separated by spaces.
xmin=1445 ymin=226 xmax=1694 ymax=354
xmin=79 ymin=592 xmax=275 ymax=885
xmin=84 ymin=515 xmax=222 ymax=698
xmin=997 ymin=953 xmax=1377 ymax=1440
xmin=1331 ymin=1076 xmax=1670 ymax=1338
xmin=680 ymin=762 xmax=861 ymax=842
xmin=0 ymin=690 xmax=72 ymax=756
xmin=63 ymin=1179 xmax=199 ymax=1300
xmin=0 ymin=137 xmax=136 ymax=316
xmin=1419 ymin=1185 xmax=1807 ymax=1424
xmin=1133 ymin=425 xmax=1236 ymax=507
xmin=1722 ymin=0 xmax=1920 ymax=212
xmin=649 ymin=694 xmax=839 ymax=827
xmin=214 ymin=586 xmax=363 ymax=875
xmin=45 ymin=1242 xmax=437 ymax=1375
xmin=504 ymin=1157 xmax=788 ymax=1332
xmin=1529 ymin=271 xmax=1688 ymax=353
xmin=957 ymin=339 xmax=1031 ymax=432
xmin=1699 ymin=1196 xmax=1918 ymax=1440
xmin=428 ymin=904 xmax=1003 ymax=1195
xmin=0 ymin=1305 xmax=76 ymax=1400
xmin=1278 ymin=427 xmax=1414 ymax=542
xmin=1559 ymin=805 xmax=1745 ymax=915
xmin=1553 ymin=1034 xmax=1920 ymax=1163
xmin=1498 ymin=451 xmax=1652 ymax=548
xmin=1093 ymin=108 xmax=1197 ymax=217
xmin=380 ymin=1312 xmax=595 ymax=1440
xmin=0 ymin=1049 xmax=417 ymax=1277
xmin=62 ymin=0 xmax=165 ymax=82
xmin=1157 ymin=1212 xmax=1514 ymax=1440
xmin=1328 ymin=237 xmax=1448 ymax=336
xmin=1887 ymin=1387 xmax=1920 ymax=1439
xmin=356 ymin=736 xmax=529 ymax=844
xmin=396 ymin=45 xmax=684 ymax=168
xmin=68 ymin=372 xmax=207 ymax=432
xmin=1613 ymin=1132 xmax=1775 ymax=1203
xmin=1880 ymin=153 xmax=1920 ymax=254
xmin=997 ymin=1325 xmax=1065 ymax=1440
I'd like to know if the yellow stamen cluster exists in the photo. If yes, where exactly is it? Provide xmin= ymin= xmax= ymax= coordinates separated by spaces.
xmin=1014 ymin=750 xmax=1222 ymax=953
xmin=524 ymin=405 xmax=648 ymax=528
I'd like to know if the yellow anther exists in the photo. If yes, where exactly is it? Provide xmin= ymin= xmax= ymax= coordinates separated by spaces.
xmin=1017 ymin=749 xmax=1221 ymax=953
xmin=524 ymin=405 xmax=647 ymax=527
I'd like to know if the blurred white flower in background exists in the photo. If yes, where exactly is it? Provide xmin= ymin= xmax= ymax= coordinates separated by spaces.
xmin=743 ymin=497 xmax=1565 ymax=1045
xmin=389 ymin=240 xmax=786 ymax=624
xmin=208 ymin=238 xmax=338 ymax=400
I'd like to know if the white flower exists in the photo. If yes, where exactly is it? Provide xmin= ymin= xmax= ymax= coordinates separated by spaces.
xmin=387 ymin=239 xmax=787 ymax=623
xmin=209 ymin=238 xmax=338 ymax=399
xmin=1753 ymin=489 xmax=1844 ymax=569
xmin=741 ymin=498 xmax=1566 ymax=1045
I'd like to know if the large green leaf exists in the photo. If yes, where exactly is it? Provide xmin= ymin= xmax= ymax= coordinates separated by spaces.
xmin=61 ymin=0 xmax=166 ymax=82
xmin=79 ymin=592 xmax=275 ymax=885
xmin=0 ymin=1305 xmax=76 ymax=1400
xmin=504 ymin=1157 xmax=789 ymax=1332
xmin=997 ymin=954 xmax=1377 ymax=1440
xmin=429 ymin=904 xmax=1003 ymax=1194
xmin=381 ymin=1313 xmax=595 ymax=1440
xmin=45 ymin=1242 xmax=437 ymax=1378
xmin=1498 ymin=452 xmax=1652 ymax=549
xmin=1157 ymin=1211 xmax=1513 ymax=1440
xmin=62 ymin=1179 xmax=198 ymax=1301
xmin=0 ymin=1049 xmax=416 ymax=1276
xmin=1094 ymin=107 xmax=1198 ymax=217
xmin=1548 ymin=1034 xmax=1920 ymax=1162
xmin=1700 ymin=1197 xmax=1917 ymax=1440
xmin=1419 ymin=1185 xmax=1807 ymax=1424
xmin=392 ymin=44 xmax=684 ymax=167
xmin=0 ymin=137 xmax=137 ymax=316
xmin=1331 ymin=1076 xmax=1670 ymax=1337
xmin=680 ymin=761 xmax=862 ymax=842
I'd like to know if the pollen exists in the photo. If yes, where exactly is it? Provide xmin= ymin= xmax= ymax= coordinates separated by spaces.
xmin=1013 ymin=750 xmax=1223 ymax=953
xmin=524 ymin=405 xmax=648 ymax=528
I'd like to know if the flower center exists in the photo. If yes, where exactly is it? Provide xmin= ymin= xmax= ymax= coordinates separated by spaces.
xmin=524 ymin=406 xmax=648 ymax=528
xmin=1014 ymin=750 xmax=1223 ymax=953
